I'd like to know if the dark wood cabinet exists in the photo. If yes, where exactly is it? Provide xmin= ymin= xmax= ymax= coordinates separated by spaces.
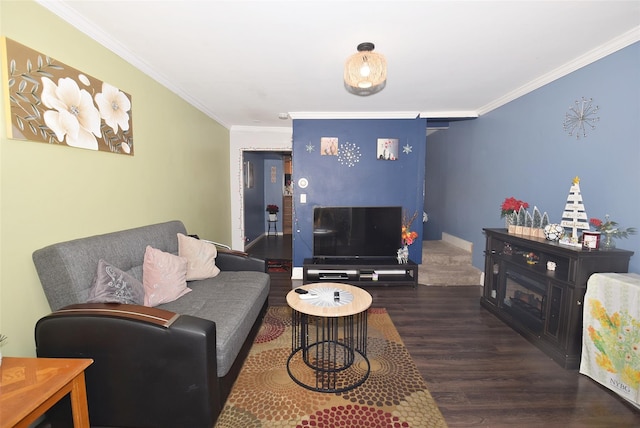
xmin=481 ymin=228 xmax=634 ymax=369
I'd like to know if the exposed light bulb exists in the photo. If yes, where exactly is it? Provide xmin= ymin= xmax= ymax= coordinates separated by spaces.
xmin=360 ymin=62 xmax=371 ymax=77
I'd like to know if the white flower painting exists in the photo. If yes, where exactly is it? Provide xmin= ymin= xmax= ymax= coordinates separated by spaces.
xmin=41 ymin=77 xmax=102 ymax=150
xmin=2 ymin=37 xmax=134 ymax=155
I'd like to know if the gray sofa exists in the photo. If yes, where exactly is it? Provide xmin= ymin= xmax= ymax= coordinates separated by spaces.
xmin=32 ymin=220 xmax=270 ymax=428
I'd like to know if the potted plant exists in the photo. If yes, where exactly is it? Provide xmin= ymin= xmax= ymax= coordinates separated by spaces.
xmin=399 ymin=211 xmax=419 ymax=263
xmin=589 ymin=215 xmax=636 ymax=250
xmin=266 ymin=204 xmax=279 ymax=221
xmin=500 ymin=197 xmax=528 ymax=233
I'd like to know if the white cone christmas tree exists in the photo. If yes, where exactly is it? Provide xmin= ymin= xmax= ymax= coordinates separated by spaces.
xmin=560 ymin=176 xmax=590 ymax=240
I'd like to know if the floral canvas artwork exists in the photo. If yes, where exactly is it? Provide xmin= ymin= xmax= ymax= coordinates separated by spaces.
xmin=586 ymin=299 xmax=640 ymax=390
xmin=580 ymin=273 xmax=640 ymax=407
xmin=2 ymin=37 xmax=133 ymax=155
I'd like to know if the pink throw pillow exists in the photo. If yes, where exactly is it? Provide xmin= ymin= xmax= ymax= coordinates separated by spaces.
xmin=177 ymin=233 xmax=221 ymax=280
xmin=143 ymin=246 xmax=191 ymax=307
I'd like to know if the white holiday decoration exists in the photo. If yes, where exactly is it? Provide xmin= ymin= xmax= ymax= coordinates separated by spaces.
xmin=532 ymin=206 xmax=542 ymax=229
xmin=560 ymin=176 xmax=590 ymax=241
xmin=540 ymin=212 xmax=550 ymax=229
xmin=544 ymin=224 xmax=565 ymax=241
xmin=525 ymin=211 xmax=533 ymax=227
xmin=517 ymin=206 xmax=526 ymax=226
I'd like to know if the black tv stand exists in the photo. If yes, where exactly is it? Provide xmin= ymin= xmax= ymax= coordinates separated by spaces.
xmin=303 ymin=258 xmax=418 ymax=287
xmin=308 ymin=257 xmax=401 ymax=265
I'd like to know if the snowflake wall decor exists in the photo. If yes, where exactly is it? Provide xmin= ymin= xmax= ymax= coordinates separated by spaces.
xmin=305 ymin=142 xmax=315 ymax=152
xmin=403 ymin=144 xmax=413 ymax=154
xmin=563 ymin=97 xmax=599 ymax=139
xmin=337 ymin=141 xmax=361 ymax=167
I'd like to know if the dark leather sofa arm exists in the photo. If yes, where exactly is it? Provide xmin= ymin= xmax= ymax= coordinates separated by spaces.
xmin=216 ymin=248 xmax=266 ymax=272
xmin=35 ymin=303 xmax=219 ymax=428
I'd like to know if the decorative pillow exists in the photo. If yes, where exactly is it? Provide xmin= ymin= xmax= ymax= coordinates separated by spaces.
xmin=177 ymin=233 xmax=221 ymax=280
xmin=142 ymin=246 xmax=191 ymax=307
xmin=87 ymin=259 xmax=145 ymax=305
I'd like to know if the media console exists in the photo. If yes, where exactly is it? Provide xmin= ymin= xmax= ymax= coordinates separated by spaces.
xmin=303 ymin=258 xmax=418 ymax=287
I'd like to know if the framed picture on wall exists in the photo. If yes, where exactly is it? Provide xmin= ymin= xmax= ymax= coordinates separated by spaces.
xmin=2 ymin=37 xmax=134 ymax=155
xmin=245 ymin=161 xmax=254 ymax=188
xmin=320 ymin=137 xmax=338 ymax=156
xmin=377 ymin=138 xmax=399 ymax=160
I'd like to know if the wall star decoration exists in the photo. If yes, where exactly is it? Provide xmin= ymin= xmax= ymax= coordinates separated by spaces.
xmin=337 ymin=141 xmax=361 ymax=167
xmin=563 ymin=97 xmax=599 ymax=139
xmin=1 ymin=37 xmax=134 ymax=155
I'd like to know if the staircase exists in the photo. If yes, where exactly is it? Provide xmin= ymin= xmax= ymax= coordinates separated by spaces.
xmin=418 ymin=240 xmax=483 ymax=286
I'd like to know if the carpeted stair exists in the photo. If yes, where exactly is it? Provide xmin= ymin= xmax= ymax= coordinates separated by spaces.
xmin=419 ymin=240 xmax=483 ymax=286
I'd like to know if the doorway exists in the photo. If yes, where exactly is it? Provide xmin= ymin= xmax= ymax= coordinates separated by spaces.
xmin=241 ymin=150 xmax=292 ymax=254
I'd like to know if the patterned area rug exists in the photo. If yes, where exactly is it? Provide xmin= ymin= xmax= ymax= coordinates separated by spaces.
xmin=215 ymin=306 xmax=447 ymax=427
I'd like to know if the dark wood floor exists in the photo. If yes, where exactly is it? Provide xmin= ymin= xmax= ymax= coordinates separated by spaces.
xmin=245 ymin=233 xmax=292 ymax=260
xmin=250 ymin=236 xmax=640 ymax=427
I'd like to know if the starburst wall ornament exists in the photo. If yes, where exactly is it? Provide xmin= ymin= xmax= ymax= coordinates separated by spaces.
xmin=338 ymin=141 xmax=361 ymax=167
xmin=563 ymin=97 xmax=599 ymax=139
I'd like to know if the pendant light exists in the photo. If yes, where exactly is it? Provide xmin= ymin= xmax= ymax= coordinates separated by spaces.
xmin=344 ymin=42 xmax=387 ymax=96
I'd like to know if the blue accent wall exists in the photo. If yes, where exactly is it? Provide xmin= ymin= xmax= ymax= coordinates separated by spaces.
xmin=292 ymin=118 xmax=427 ymax=266
xmin=425 ymin=42 xmax=640 ymax=273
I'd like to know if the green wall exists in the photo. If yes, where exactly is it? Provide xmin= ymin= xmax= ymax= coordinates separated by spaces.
xmin=0 ymin=1 xmax=231 ymax=357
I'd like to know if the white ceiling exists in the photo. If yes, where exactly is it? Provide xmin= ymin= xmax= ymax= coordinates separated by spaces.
xmin=38 ymin=1 xmax=640 ymax=129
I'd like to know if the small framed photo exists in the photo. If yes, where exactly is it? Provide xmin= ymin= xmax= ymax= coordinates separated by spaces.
xmin=377 ymin=138 xmax=398 ymax=160
xmin=320 ymin=137 xmax=338 ymax=156
xmin=582 ymin=231 xmax=600 ymax=250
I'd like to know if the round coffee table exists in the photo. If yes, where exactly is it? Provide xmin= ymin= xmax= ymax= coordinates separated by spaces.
xmin=286 ymin=282 xmax=372 ymax=392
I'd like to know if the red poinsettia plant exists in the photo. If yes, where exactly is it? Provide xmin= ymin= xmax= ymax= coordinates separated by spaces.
xmin=500 ymin=197 xmax=529 ymax=218
xmin=589 ymin=215 xmax=636 ymax=239
xmin=402 ymin=211 xmax=419 ymax=246
xmin=266 ymin=204 xmax=279 ymax=214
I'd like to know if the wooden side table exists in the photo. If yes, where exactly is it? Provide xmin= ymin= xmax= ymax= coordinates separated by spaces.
xmin=286 ymin=282 xmax=372 ymax=392
xmin=0 ymin=357 xmax=93 ymax=428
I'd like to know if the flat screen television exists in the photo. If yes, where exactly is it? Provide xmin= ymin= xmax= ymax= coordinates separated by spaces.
xmin=313 ymin=206 xmax=402 ymax=260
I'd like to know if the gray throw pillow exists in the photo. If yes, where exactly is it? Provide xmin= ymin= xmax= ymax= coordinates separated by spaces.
xmin=87 ymin=259 xmax=145 ymax=305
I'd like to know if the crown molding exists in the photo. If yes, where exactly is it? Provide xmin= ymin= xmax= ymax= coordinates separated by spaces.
xmin=230 ymin=125 xmax=292 ymax=133
xmin=419 ymin=111 xmax=479 ymax=119
xmin=288 ymin=111 xmax=420 ymax=120
xmin=478 ymin=26 xmax=640 ymax=116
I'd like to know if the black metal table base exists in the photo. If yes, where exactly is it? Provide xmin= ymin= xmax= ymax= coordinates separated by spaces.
xmin=287 ymin=310 xmax=370 ymax=393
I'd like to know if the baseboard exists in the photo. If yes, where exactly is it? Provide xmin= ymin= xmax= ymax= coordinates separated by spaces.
xmin=442 ymin=232 xmax=473 ymax=253
xmin=291 ymin=267 xmax=304 ymax=280
xmin=244 ymin=237 xmax=260 ymax=250
xmin=244 ymin=232 xmax=284 ymax=251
